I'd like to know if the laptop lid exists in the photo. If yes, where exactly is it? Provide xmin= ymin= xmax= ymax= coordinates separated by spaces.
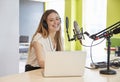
xmin=44 ymin=51 xmax=86 ymax=77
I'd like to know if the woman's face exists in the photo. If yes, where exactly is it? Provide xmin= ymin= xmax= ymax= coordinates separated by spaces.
xmin=46 ymin=12 xmax=61 ymax=33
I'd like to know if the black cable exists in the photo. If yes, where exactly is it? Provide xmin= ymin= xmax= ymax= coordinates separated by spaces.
xmin=110 ymin=58 xmax=120 ymax=69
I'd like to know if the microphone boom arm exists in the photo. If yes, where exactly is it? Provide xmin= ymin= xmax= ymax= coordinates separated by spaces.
xmin=89 ymin=21 xmax=120 ymax=75
xmin=90 ymin=21 xmax=120 ymax=40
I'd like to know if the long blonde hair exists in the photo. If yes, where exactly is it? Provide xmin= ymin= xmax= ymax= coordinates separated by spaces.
xmin=29 ymin=9 xmax=63 ymax=51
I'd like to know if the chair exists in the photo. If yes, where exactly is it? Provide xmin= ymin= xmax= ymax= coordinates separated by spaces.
xmin=19 ymin=35 xmax=29 ymax=53
xmin=19 ymin=35 xmax=29 ymax=43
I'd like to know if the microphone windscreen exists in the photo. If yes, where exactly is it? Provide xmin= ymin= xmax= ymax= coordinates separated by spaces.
xmin=74 ymin=21 xmax=81 ymax=34
xmin=74 ymin=21 xmax=83 ymax=39
xmin=73 ymin=21 xmax=83 ymax=44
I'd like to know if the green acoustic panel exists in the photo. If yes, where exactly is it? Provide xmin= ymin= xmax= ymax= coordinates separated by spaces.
xmin=110 ymin=38 xmax=120 ymax=47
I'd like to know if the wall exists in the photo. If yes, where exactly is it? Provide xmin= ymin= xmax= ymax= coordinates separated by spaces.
xmin=107 ymin=0 xmax=120 ymax=47
xmin=19 ymin=0 xmax=44 ymax=42
xmin=107 ymin=0 xmax=120 ymax=26
xmin=0 ymin=0 xmax=19 ymax=76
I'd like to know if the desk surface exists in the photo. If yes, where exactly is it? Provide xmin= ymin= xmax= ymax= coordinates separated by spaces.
xmin=0 ymin=68 xmax=120 ymax=82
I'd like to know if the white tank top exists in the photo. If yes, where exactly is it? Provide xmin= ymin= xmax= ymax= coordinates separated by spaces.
xmin=26 ymin=33 xmax=56 ymax=67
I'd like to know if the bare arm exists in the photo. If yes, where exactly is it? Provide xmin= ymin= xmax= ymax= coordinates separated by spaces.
xmin=32 ymin=41 xmax=45 ymax=68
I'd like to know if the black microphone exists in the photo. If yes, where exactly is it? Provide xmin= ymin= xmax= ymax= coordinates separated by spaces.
xmin=66 ymin=17 xmax=69 ymax=31
xmin=74 ymin=21 xmax=83 ymax=44
xmin=66 ymin=17 xmax=75 ymax=41
xmin=113 ymin=28 xmax=120 ymax=34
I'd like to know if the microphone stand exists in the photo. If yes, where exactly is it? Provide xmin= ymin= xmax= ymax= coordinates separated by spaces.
xmin=65 ymin=19 xmax=119 ymax=75
xmin=100 ymin=35 xmax=116 ymax=75
xmin=90 ymin=21 xmax=120 ymax=75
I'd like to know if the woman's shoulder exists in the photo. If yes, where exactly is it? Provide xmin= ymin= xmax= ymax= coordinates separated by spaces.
xmin=35 ymin=33 xmax=42 ymax=37
xmin=33 ymin=33 xmax=42 ymax=41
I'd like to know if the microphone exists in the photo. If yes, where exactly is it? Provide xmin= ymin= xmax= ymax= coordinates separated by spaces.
xmin=74 ymin=21 xmax=83 ymax=44
xmin=66 ymin=17 xmax=69 ymax=31
xmin=66 ymin=17 xmax=75 ymax=41
xmin=74 ymin=21 xmax=83 ymax=39
xmin=113 ymin=28 xmax=120 ymax=34
xmin=66 ymin=17 xmax=70 ymax=41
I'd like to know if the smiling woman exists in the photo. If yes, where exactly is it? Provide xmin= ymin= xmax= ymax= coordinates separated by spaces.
xmin=25 ymin=9 xmax=64 ymax=72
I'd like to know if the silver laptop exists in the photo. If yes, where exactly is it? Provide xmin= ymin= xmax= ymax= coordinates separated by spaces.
xmin=43 ymin=51 xmax=86 ymax=77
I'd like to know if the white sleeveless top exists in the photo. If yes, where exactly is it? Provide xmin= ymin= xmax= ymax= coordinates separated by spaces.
xmin=26 ymin=33 xmax=56 ymax=67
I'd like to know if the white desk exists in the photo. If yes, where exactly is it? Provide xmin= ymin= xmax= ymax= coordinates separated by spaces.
xmin=0 ymin=68 xmax=120 ymax=82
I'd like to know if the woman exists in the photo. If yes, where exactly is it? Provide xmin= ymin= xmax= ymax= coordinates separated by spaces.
xmin=25 ymin=9 xmax=64 ymax=71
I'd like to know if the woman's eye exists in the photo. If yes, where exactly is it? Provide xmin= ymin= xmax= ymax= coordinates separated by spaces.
xmin=49 ymin=18 xmax=60 ymax=22
xmin=50 ymin=20 xmax=54 ymax=22
xmin=56 ymin=19 xmax=59 ymax=21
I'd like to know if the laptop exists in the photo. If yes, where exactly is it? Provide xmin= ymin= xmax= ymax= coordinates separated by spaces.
xmin=43 ymin=51 xmax=86 ymax=77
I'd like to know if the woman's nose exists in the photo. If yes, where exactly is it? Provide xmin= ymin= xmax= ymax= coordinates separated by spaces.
xmin=54 ymin=19 xmax=60 ymax=24
xmin=54 ymin=20 xmax=58 ymax=24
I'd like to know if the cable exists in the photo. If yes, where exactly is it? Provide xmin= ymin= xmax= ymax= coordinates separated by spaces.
xmin=81 ymin=38 xmax=105 ymax=47
xmin=85 ymin=40 xmax=99 ymax=69
xmin=110 ymin=58 xmax=120 ymax=69
xmin=90 ymin=40 xmax=95 ymax=65
xmin=85 ymin=39 xmax=108 ymax=69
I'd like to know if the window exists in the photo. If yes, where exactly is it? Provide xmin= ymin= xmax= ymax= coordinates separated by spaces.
xmin=83 ymin=0 xmax=107 ymax=58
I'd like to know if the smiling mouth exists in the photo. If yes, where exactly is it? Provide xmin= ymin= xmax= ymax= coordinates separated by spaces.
xmin=52 ymin=25 xmax=59 ymax=28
